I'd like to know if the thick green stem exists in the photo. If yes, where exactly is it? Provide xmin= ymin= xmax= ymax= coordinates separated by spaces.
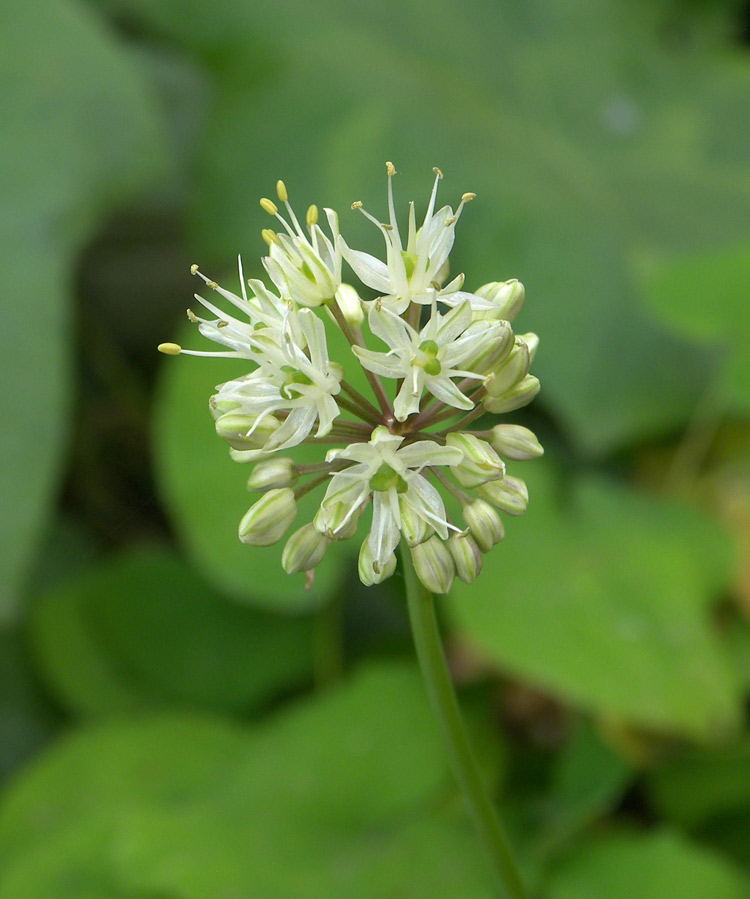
xmin=401 ymin=548 xmax=528 ymax=899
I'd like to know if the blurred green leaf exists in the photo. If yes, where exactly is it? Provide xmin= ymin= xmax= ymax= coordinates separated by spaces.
xmin=29 ymin=547 xmax=316 ymax=716
xmin=448 ymin=467 xmax=740 ymax=738
xmin=153 ymin=319 xmax=367 ymax=612
xmin=0 ymin=0 xmax=167 ymax=620
xmin=544 ymin=828 xmax=749 ymax=899
xmin=0 ymin=662 xmax=500 ymax=897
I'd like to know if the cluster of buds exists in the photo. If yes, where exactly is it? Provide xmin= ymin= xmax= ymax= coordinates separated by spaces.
xmin=159 ymin=163 xmax=542 ymax=594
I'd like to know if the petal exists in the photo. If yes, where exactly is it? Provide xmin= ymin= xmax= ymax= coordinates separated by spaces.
xmin=426 ymin=376 xmax=475 ymax=410
xmin=368 ymin=303 xmax=417 ymax=351
xmin=352 ymin=345 xmax=407 ymax=379
xmin=396 ymin=441 xmax=463 ymax=469
xmin=340 ymin=241 xmax=392 ymax=293
xmin=264 ymin=405 xmax=317 ymax=451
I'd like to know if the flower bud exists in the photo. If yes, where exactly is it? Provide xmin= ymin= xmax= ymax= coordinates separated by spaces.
xmin=517 ymin=331 xmax=539 ymax=363
xmin=462 ymin=499 xmax=505 ymax=552
xmin=446 ymin=433 xmax=505 ymax=489
xmin=464 ymin=321 xmax=514 ymax=373
xmin=358 ymin=540 xmax=397 ymax=586
xmin=484 ymin=340 xmax=529 ymax=397
xmin=447 ymin=533 xmax=483 ymax=584
xmin=399 ymin=497 xmax=432 ymax=546
xmin=314 ymin=499 xmax=362 ymax=540
xmin=215 ymin=412 xmax=280 ymax=450
xmin=209 ymin=394 xmax=240 ymax=421
xmin=478 ymin=476 xmax=529 ymax=516
xmin=474 ymin=280 xmax=525 ymax=321
xmin=411 ymin=536 xmax=455 ymax=594
xmin=247 ymin=457 xmax=298 ymax=491
xmin=282 ymin=523 xmax=330 ymax=573
xmin=489 ymin=425 xmax=544 ymax=461
xmin=483 ymin=375 xmax=540 ymax=414
xmin=334 ymin=283 xmax=364 ymax=326
xmin=238 ymin=488 xmax=297 ymax=546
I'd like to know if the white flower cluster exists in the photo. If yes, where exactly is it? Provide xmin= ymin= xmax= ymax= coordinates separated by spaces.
xmin=159 ymin=164 xmax=542 ymax=594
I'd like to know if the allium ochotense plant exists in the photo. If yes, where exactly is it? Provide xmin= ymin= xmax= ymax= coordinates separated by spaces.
xmin=159 ymin=163 xmax=542 ymax=595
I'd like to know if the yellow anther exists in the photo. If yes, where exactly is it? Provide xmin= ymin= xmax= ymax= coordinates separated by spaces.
xmin=186 ymin=309 xmax=198 ymax=323
xmin=432 ymin=167 xmax=443 ymax=178
xmin=351 ymin=200 xmax=363 ymax=210
xmin=462 ymin=192 xmax=476 ymax=202
xmin=445 ymin=216 xmax=457 ymax=226
xmin=382 ymin=223 xmax=393 ymax=231
xmin=306 ymin=204 xmax=319 ymax=226
xmin=261 ymin=228 xmax=277 ymax=246
xmin=260 ymin=197 xmax=278 ymax=215
xmin=386 ymin=161 xmax=396 ymax=176
xmin=190 ymin=263 xmax=199 ymax=275
xmin=158 ymin=342 xmax=182 ymax=355
xmin=217 ymin=320 xmax=229 ymax=328
xmin=207 ymin=280 xmax=218 ymax=289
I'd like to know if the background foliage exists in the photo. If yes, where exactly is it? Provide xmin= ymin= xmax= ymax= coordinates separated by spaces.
xmin=2 ymin=0 xmax=750 ymax=895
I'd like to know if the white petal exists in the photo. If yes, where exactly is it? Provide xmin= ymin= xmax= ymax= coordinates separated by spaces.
xmin=340 ymin=241 xmax=392 ymax=293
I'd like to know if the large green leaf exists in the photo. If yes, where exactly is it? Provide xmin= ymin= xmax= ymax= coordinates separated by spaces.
xmin=103 ymin=0 xmax=750 ymax=454
xmin=0 ymin=0 xmax=166 ymax=619
xmin=29 ymin=548 xmax=316 ymax=716
xmin=544 ymin=828 xmax=749 ymax=899
xmin=0 ymin=663 xmax=500 ymax=897
xmin=448 ymin=466 xmax=740 ymax=738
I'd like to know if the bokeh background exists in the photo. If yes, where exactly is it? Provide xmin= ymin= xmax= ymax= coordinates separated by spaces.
xmin=2 ymin=0 xmax=750 ymax=895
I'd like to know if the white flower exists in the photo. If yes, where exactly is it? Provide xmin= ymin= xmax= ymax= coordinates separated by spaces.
xmin=353 ymin=299 xmax=505 ymax=421
xmin=340 ymin=163 xmax=485 ymax=314
xmin=260 ymin=183 xmax=342 ymax=307
xmin=316 ymin=427 xmax=462 ymax=571
xmin=214 ymin=307 xmax=343 ymax=453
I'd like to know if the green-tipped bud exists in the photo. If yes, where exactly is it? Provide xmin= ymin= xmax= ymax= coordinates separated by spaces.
xmin=215 ymin=412 xmax=280 ymax=450
xmin=447 ymin=533 xmax=483 ymax=584
xmin=399 ymin=496 xmax=432 ymax=546
xmin=517 ymin=331 xmax=539 ymax=363
xmin=489 ymin=425 xmax=544 ymax=461
xmin=209 ymin=395 xmax=241 ymax=421
xmin=358 ymin=540 xmax=397 ymax=586
xmin=247 ymin=457 xmax=297 ymax=491
xmin=484 ymin=340 xmax=529 ymax=398
xmin=446 ymin=432 xmax=505 ymax=489
xmin=474 ymin=279 xmax=525 ymax=321
xmin=478 ymin=476 xmax=529 ymax=516
xmin=238 ymin=488 xmax=297 ymax=546
xmin=411 ymin=536 xmax=455 ymax=594
xmin=483 ymin=375 xmax=541 ymax=414
xmin=314 ymin=501 xmax=362 ymax=540
xmin=334 ymin=283 xmax=364 ymax=326
xmin=282 ymin=523 xmax=330 ymax=573
xmin=465 ymin=321 xmax=514 ymax=374
xmin=462 ymin=499 xmax=505 ymax=552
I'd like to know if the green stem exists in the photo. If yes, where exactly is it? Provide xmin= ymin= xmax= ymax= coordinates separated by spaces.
xmin=401 ymin=548 xmax=528 ymax=899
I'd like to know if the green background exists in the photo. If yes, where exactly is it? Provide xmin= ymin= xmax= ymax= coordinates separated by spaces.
xmin=2 ymin=0 xmax=750 ymax=894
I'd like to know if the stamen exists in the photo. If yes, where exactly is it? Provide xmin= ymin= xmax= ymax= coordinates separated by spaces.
xmin=190 ymin=263 xmax=199 ymax=275
xmin=276 ymin=180 xmax=288 ymax=202
xmin=207 ymin=281 xmax=218 ymax=289
xmin=186 ymin=309 xmax=198 ymax=323
xmin=386 ymin=161 xmax=396 ymax=176
xmin=261 ymin=228 xmax=277 ymax=246
xmin=260 ymin=198 xmax=278 ymax=215
xmin=351 ymin=201 xmax=363 ymax=209
xmin=306 ymin=204 xmax=318 ymax=226
xmin=432 ymin=166 xmax=443 ymax=178
xmin=158 ymin=342 xmax=182 ymax=355
xmin=237 ymin=255 xmax=248 ymax=303
xmin=461 ymin=192 xmax=476 ymax=203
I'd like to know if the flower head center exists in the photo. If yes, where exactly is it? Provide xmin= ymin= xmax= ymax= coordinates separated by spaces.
xmin=369 ymin=463 xmax=409 ymax=494
xmin=416 ymin=339 xmax=442 ymax=376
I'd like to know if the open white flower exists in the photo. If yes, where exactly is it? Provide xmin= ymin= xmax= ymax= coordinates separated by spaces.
xmin=316 ymin=427 xmax=462 ymax=571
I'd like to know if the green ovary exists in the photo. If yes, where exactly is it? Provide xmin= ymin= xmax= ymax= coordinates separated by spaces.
xmin=369 ymin=463 xmax=408 ymax=494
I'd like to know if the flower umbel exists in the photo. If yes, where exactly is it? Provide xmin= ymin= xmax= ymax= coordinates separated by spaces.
xmin=159 ymin=163 xmax=542 ymax=593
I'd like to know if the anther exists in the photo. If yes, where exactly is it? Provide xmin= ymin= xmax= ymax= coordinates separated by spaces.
xmin=190 ymin=263 xmax=199 ymax=275
xmin=217 ymin=321 xmax=229 ymax=328
xmin=382 ymin=223 xmax=393 ymax=231
xmin=351 ymin=201 xmax=363 ymax=210
xmin=261 ymin=228 xmax=277 ymax=246
xmin=260 ymin=198 xmax=278 ymax=215
xmin=432 ymin=167 xmax=443 ymax=178
xmin=386 ymin=161 xmax=396 ymax=176
xmin=186 ymin=309 xmax=198 ymax=323
xmin=462 ymin=192 xmax=476 ymax=202
xmin=445 ymin=216 xmax=457 ymax=226
xmin=158 ymin=342 xmax=182 ymax=355
xmin=276 ymin=180 xmax=288 ymax=202
xmin=207 ymin=280 xmax=218 ymax=289
xmin=306 ymin=204 xmax=318 ymax=226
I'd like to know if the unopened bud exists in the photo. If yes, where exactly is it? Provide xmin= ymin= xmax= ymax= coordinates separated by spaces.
xmin=358 ymin=540 xmax=397 ymax=586
xmin=215 ymin=412 xmax=279 ymax=450
xmin=239 ymin=488 xmax=297 ymax=546
xmin=282 ymin=523 xmax=330 ymax=573
xmin=465 ymin=321 xmax=514 ymax=373
xmin=446 ymin=432 xmax=505 ymax=489
xmin=411 ymin=536 xmax=455 ymax=594
xmin=447 ymin=533 xmax=483 ymax=584
xmin=489 ymin=425 xmax=544 ymax=461
xmin=484 ymin=340 xmax=529 ymax=397
xmin=483 ymin=375 xmax=540 ymax=414
xmin=474 ymin=280 xmax=525 ymax=321
xmin=517 ymin=331 xmax=539 ymax=363
xmin=399 ymin=497 xmax=432 ymax=546
xmin=462 ymin=499 xmax=505 ymax=552
xmin=314 ymin=500 xmax=362 ymax=540
xmin=247 ymin=457 xmax=297 ymax=490
xmin=478 ymin=476 xmax=529 ymax=516
xmin=334 ymin=283 xmax=364 ymax=326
